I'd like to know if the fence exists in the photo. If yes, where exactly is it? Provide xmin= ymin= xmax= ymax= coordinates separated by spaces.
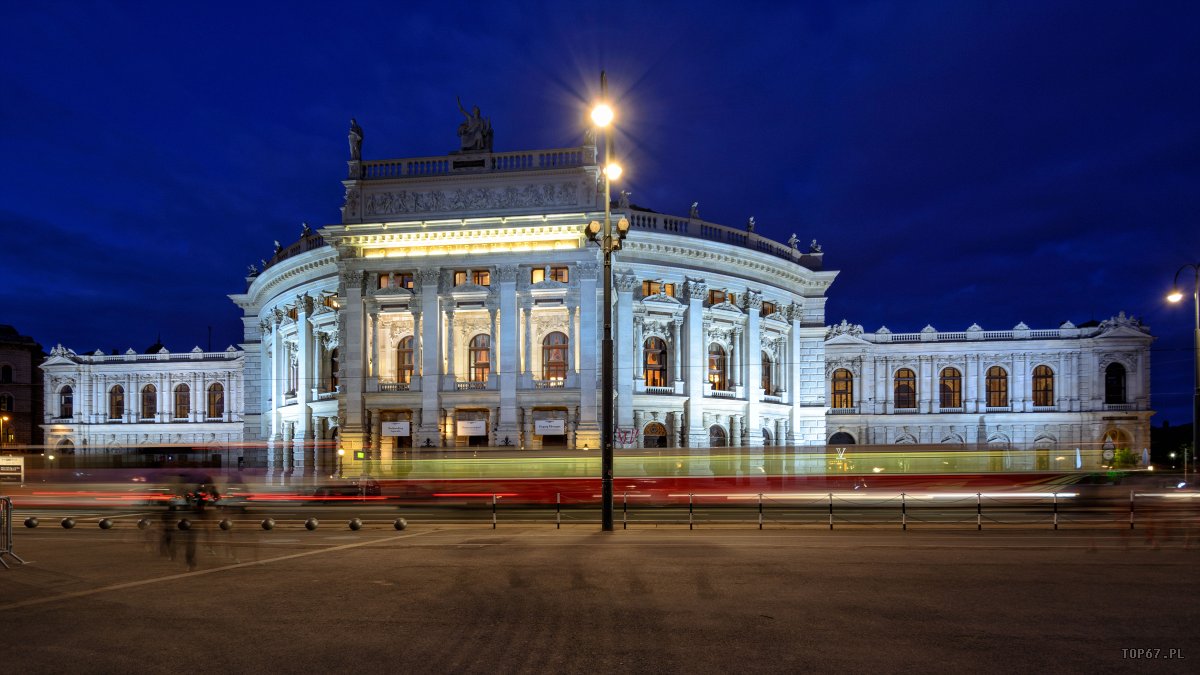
xmin=1 ymin=496 xmax=26 ymax=568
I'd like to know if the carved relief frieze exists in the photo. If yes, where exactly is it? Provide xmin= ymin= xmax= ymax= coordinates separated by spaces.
xmin=362 ymin=182 xmax=581 ymax=217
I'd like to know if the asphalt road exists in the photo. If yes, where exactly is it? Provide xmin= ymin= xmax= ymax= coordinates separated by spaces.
xmin=2 ymin=520 xmax=1197 ymax=674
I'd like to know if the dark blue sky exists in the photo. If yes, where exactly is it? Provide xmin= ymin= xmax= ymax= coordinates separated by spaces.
xmin=2 ymin=1 xmax=1197 ymax=423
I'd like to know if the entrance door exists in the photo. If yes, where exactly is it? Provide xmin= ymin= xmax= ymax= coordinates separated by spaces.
xmin=644 ymin=423 xmax=667 ymax=448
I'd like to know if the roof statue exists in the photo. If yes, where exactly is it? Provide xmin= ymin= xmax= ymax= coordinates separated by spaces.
xmin=810 ymin=239 xmax=822 ymax=253
xmin=618 ymin=190 xmax=631 ymax=210
xmin=689 ymin=202 xmax=700 ymax=219
xmin=348 ymin=118 xmax=363 ymax=161
xmin=746 ymin=217 xmax=755 ymax=233
xmin=787 ymin=234 xmax=799 ymax=251
xmin=456 ymin=97 xmax=493 ymax=152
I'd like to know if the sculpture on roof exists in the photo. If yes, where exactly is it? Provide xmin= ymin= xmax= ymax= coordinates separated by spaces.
xmin=689 ymin=202 xmax=700 ymax=219
xmin=787 ymin=234 xmax=799 ymax=252
xmin=348 ymin=118 xmax=363 ymax=161
xmin=619 ymin=190 xmax=631 ymax=210
xmin=746 ymin=217 xmax=755 ymax=233
xmin=810 ymin=239 xmax=822 ymax=253
xmin=456 ymin=97 xmax=493 ymax=152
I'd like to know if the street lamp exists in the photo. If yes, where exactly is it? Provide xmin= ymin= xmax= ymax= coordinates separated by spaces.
xmin=0 ymin=415 xmax=8 ymax=449
xmin=1167 ymin=263 xmax=1200 ymax=480
xmin=587 ymin=71 xmax=630 ymax=532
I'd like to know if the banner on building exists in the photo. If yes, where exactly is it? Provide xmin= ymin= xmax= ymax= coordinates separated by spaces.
xmin=534 ymin=419 xmax=565 ymax=436
xmin=0 ymin=455 xmax=24 ymax=483
xmin=381 ymin=421 xmax=410 ymax=437
xmin=456 ymin=419 xmax=487 ymax=436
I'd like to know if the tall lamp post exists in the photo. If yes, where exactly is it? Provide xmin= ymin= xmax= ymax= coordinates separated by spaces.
xmin=587 ymin=71 xmax=629 ymax=531
xmin=1167 ymin=263 xmax=1200 ymax=479
xmin=0 ymin=415 xmax=8 ymax=450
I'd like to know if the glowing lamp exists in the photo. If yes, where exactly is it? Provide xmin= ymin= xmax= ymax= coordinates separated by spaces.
xmin=1167 ymin=290 xmax=1184 ymax=303
xmin=604 ymin=162 xmax=622 ymax=181
xmin=591 ymin=103 xmax=614 ymax=128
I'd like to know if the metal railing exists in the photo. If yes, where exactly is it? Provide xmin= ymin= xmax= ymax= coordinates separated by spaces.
xmin=1 ymin=496 xmax=26 ymax=568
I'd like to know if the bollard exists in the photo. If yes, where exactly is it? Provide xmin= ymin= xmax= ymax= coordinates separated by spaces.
xmin=492 ymin=494 xmax=497 ymax=530
xmin=61 ymin=517 xmax=76 ymax=529
xmin=219 ymin=519 xmax=232 ymax=531
xmin=261 ymin=518 xmax=275 ymax=531
xmin=136 ymin=518 xmax=150 ymax=530
xmin=305 ymin=517 xmax=319 ymax=531
xmin=1053 ymin=493 xmax=1058 ymax=531
xmin=24 ymin=517 xmax=38 ymax=529
xmin=349 ymin=517 xmax=362 ymax=531
xmin=689 ymin=493 xmax=694 ymax=530
xmin=1129 ymin=490 xmax=1135 ymax=530
xmin=901 ymin=492 xmax=907 ymax=531
xmin=393 ymin=518 xmax=407 ymax=531
xmin=622 ymin=492 xmax=627 ymax=530
xmin=976 ymin=493 xmax=982 ymax=531
xmin=828 ymin=493 xmax=833 ymax=531
xmin=556 ymin=492 xmax=560 ymax=530
xmin=178 ymin=519 xmax=192 ymax=531
xmin=98 ymin=518 xmax=113 ymax=530
xmin=758 ymin=493 xmax=763 ymax=530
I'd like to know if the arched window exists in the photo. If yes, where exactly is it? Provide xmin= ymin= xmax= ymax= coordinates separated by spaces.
xmin=396 ymin=337 xmax=414 ymax=384
xmin=174 ymin=384 xmax=190 ymax=420
xmin=469 ymin=334 xmax=490 ymax=382
xmin=986 ymin=366 xmax=1008 ymax=407
xmin=644 ymin=338 xmax=668 ymax=387
xmin=141 ymin=384 xmax=157 ymax=420
xmin=59 ymin=386 xmax=73 ymax=419
xmin=761 ymin=352 xmax=773 ymax=394
xmin=1105 ymin=363 xmax=1126 ymax=404
xmin=939 ymin=367 xmax=962 ymax=408
xmin=108 ymin=385 xmax=124 ymax=420
xmin=831 ymin=368 xmax=854 ymax=408
xmin=762 ymin=427 xmax=773 ymax=446
xmin=829 ymin=431 xmax=856 ymax=445
xmin=894 ymin=368 xmax=917 ymax=409
xmin=643 ymin=422 xmax=668 ymax=449
xmin=0 ymin=393 xmax=12 ymax=411
xmin=707 ymin=343 xmax=728 ymax=391
xmin=0 ymin=365 xmax=11 ymax=383
xmin=1032 ymin=365 xmax=1054 ymax=407
xmin=207 ymin=383 xmax=224 ymax=419
xmin=709 ymin=425 xmax=727 ymax=448
xmin=542 ymin=332 xmax=568 ymax=381
xmin=329 ymin=348 xmax=340 ymax=391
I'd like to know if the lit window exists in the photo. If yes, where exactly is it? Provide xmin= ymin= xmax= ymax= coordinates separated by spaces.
xmin=707 ymin=343 xmax=728 ymax=391
xmin=469 ymin=334 xmax=490 ymax=382
xmin=329 ymin=348 xmax=340 ymax=391
xmin=109 ymin=386 xmax=124 ymax=420
xmin=643 ymin=338 xmax=668 ymax=387
xmin=894 ymin=369 xmax=916 ymax=409
xmin=1032 ymin=365 xmax=1054 ymax=407
xmin=542 ymin=332 xmax=568 ymax=380
xmin=986 ymin=366 xmax=1008 ymax=407
xmin=707 ymin=290 xmax=727 ymax=306
xmin=939 ymin=368 xmax=962 ymax=408
xmin=141 ymin=385 xmax=157 ymax=420
xmin=642 ymin=280 xmax=675 ymax=297
xmin=397 ymin=337 xmax=414 ymax=384
xmin=174 ymin=384 xmax=190 ymax=420
xmin=207 ymin=383 xmax=224 ymax=419
xmin=532 ymin=266 xmax=569 ymax=283
xmin=761 ymin=301 xmax=777 ymax=316
xmin=761 ymin=352 xmax=773 ymax=394
xmin=831 ymin=369 xmax=853 ymax=408
xmin=455 ymin=270 xmax=491 ymax=286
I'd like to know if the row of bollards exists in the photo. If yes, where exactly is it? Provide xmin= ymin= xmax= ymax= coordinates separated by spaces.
xmin=24 ymin=516 xmax=408 ymax=531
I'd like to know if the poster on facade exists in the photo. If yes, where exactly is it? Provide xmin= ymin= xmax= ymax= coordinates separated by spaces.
xmin=456 ymin=419 xmax=487 ymax=436
xmin=0 ymin=455 xmax=24 ymax=483
xmin=381 ymin=421 xmax=410 ymax=437
xmin=534 ymin=419 xmax=565 ymax=436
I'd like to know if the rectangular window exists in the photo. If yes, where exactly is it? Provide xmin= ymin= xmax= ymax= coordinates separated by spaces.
xmin=762 ymin=301 xmax=777 ymax=316
xmin=398 ymin=273 xmax=413 ymax=289
xmin=707 ymin=290 xmax=726 ymax=306
xmin=531 ymin=267 xmax=568 ymax=284
xmin=642 ymin=281 xmax=675 ymax=297
xmin=473 ymin=270 xmax=490 ymax=286
xmin=454 ymin=271 xmax=467 ymax=286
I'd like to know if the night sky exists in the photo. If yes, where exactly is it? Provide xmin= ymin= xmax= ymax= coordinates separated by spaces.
xmin=2 ymin=1 xmax=1197 ymax=423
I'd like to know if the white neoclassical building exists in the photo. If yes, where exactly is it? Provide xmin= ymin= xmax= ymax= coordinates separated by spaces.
xmin=40 ymin=344 xmax=244 ymax=455
xmin=41 ymin=109 xmax=1155 ymax=473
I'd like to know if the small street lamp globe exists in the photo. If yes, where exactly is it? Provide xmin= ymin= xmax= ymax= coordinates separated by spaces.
xmin=605 ymin=162 xmax=622 ymax=181
xmin=1167 ymin=290 xmax=1184 ymax=303
xmin=337 ymin=448 xmax=345 ymax=456
xmin=591 ymin=103 xmax=614 ymax=128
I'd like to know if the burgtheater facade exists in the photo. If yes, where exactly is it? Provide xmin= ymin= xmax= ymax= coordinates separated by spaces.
xmin=41 ymin=112 xmax=1155 ymax=470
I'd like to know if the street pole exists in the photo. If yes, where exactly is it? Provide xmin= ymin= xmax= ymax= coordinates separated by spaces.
xmin=600 ymin=70 xmax=615 ymax=532
xmin=1168 ymin=264 xmax=1200 ymax=481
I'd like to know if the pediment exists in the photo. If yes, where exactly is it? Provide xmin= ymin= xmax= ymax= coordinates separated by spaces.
xmin=710 ymin=302 xmax=743 ymax=314
xmin=1095 ymin=324 xmax=1153 ymax=340
xmin=825 ymin=332 xmax=872 ymax=346
xmin=643 ymin=292 xmax=682 ymax=306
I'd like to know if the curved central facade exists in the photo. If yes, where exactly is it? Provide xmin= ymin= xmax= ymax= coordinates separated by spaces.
xmin=230 ymin=140 xmax=835 ymax=470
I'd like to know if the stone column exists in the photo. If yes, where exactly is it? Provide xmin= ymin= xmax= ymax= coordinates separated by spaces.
xmin=567 ymin=304 xmax=577 ymax=374
xmin=672 ymin=318 xmax=683 ymax=384
xmin=744 ymin=290 xmax=763 ymax=446
xmin=444 ymin=308 xmax=456 ymax=388
xmin=412 ymin=310 xmax=422 ymax=377
xmin=338 ymin=269 xmax=367 ymax=458
xmin=575 ymin=261 xmax=599 ymax=446
xmin=522 ymin=407 xmax=534 ymax=449
xmin=684 ymin=278 xmax=708 ymax=446
xmin=496 ymin=265 xmax=520 ymax=438
xmin=730 ymin=414 xmax=742 ymax=448
xmin=633 ymin=316 xmax=644 ymax=379
xmin=294 ymin=294 xmax=314 ymax=472
xmin=418 ymin=269 xmax=441 ymax=447
xmin=615 ymin=273 xmax=636 ymax=429
xmin=522 ymin=304 xmax=532 ymax=375
xmin=443 ymin=408 xmax=455 ymax=447
xmin=633 ymin=410 xmax=644 ymax=448
xmin=488 ymin=305 xmax=498 ymax=385
xmin=732 ymin=327 xmax=743 ymax=387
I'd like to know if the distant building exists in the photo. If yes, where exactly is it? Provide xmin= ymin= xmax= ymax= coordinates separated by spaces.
xmin=39 ymin=108 xmax=1155 ymax=473
xmin=0 ymin=325 xmax=45 ymax=449
xmin=40 ymin=343 xmax=244 ymax=456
